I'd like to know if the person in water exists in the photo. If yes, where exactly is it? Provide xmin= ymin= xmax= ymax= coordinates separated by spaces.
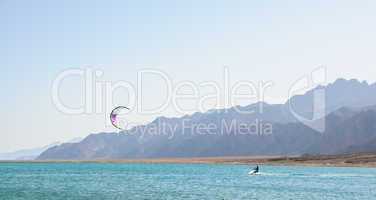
xmin=254 ymin=165 xmax=259 ymax=173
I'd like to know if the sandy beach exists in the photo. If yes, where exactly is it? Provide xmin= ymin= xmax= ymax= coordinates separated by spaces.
xmin=2 ymin=153 xmax=376 ymax=167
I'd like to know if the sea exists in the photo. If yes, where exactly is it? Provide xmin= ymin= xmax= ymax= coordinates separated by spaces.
xmin=0 ymin=163 xmax=375 ymax=200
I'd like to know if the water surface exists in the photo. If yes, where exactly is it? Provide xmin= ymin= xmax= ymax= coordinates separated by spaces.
xmin=0 ymin=163 xmax=375 ymax=199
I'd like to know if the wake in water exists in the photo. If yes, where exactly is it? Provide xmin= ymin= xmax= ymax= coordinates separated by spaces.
xmin=247 ymin=170 xmax=376 ymax=178
xmin=248 ymin=172 xmax=289 ymax=177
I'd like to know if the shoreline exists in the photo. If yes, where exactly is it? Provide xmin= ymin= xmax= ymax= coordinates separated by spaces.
xmin=1 ymin=153 xmax=376 ymax=168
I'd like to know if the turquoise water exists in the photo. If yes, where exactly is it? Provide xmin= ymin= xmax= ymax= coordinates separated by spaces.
xmin=0 ymin=163 xmax=375 ymax=200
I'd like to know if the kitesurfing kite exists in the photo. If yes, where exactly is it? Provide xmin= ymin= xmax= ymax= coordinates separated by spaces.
xmin=110 ymin=106 xmax=130 ymax=130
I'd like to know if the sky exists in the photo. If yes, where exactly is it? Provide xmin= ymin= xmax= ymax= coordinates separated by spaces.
xmin=1 ymin=0 xmax=376 ymax=152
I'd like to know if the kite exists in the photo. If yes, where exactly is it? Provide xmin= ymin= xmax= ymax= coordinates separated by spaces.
xmin=110 ymin=106 xmax=130 ymax=130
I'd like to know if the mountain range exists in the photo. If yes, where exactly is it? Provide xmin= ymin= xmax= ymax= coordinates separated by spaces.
xmin=0 ymin=137 xmax=82 ymax=160
xmin=37 ymin=79 xmax=376 ymax=160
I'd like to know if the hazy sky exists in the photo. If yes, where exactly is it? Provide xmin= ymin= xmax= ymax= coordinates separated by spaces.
xmin=1 ymin=0 xmax=376 ymax=152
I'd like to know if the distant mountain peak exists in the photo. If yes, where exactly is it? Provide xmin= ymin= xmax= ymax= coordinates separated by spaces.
xmin=37 ymin=78 xmax=376 ymax=160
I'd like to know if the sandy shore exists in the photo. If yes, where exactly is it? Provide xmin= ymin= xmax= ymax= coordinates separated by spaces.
xmin=2 ymin=153 xmax=376 ymax=167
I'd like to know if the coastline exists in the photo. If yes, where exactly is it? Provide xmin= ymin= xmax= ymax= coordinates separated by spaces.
xmin=1 ymin=153 xmax=376 ymax=168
